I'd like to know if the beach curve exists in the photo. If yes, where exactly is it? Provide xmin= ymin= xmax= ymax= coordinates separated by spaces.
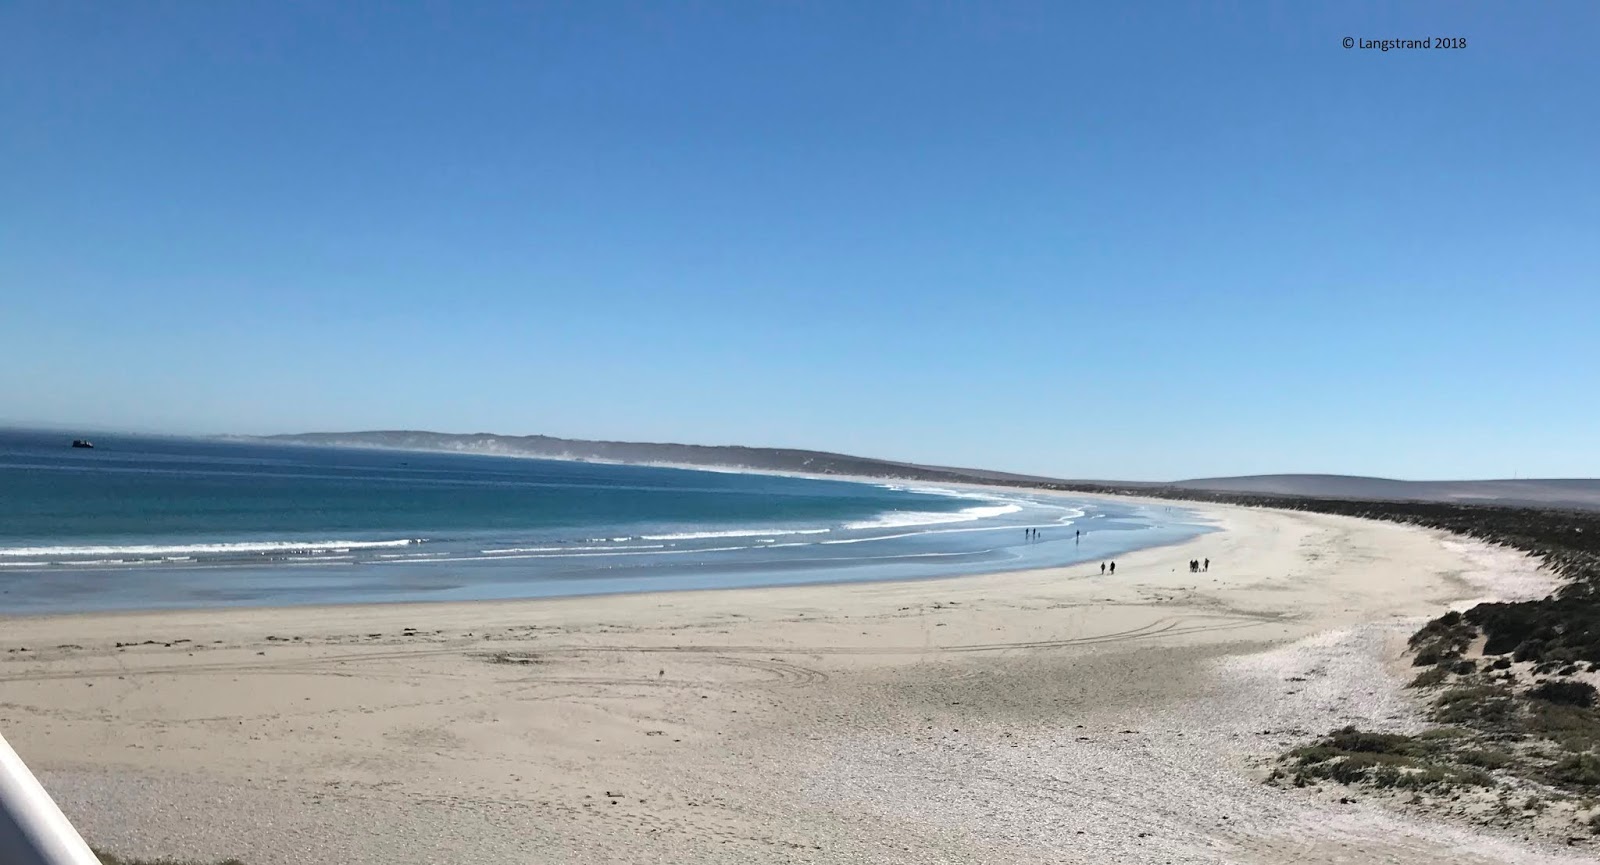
xmin=0 ymin=496 xmax=1581 ymax=864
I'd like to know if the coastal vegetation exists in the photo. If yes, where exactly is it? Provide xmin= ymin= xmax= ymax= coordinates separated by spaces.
xmin=1047 ymin=484 xmax=1600 ymax=836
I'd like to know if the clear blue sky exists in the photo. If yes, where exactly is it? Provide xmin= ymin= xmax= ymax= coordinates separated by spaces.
xmin=3 ymin=2 xmax=1596 ymax=481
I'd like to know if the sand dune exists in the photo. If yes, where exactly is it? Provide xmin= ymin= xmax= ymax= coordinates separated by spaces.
xmin=0 ymin=498 xmax=1585 ymax=864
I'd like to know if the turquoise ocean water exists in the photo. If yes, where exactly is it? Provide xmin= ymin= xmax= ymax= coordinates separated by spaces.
xmin=0 ymin=430 xmax=1212 ymax=614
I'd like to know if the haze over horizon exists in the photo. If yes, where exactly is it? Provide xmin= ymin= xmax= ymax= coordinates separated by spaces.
xmin=4 ymin=2 xmax=1598 ymax=481
xmin=6 ymin=423 xmax=1595 ymax=487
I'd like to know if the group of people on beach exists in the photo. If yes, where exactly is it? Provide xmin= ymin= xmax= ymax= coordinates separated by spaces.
xmin=1100 ymin=561 xmax=1115 ymax=575
xmin=1189 ymin=558 xmax=1209 ymax=573
xmin=1023 ymin=528 xmax=1082 ymax=542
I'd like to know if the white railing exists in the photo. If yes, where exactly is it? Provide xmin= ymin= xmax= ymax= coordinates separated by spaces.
xmin=0 ymin=731 xmax=100 ymax=865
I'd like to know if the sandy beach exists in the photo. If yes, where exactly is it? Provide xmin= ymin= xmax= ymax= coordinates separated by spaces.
xmin=0 ymin=497 xmax=1586 ymax=864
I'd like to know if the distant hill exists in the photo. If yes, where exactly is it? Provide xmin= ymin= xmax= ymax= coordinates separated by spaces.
xmin=257 ymin=431 xmax=1600 ymax=511
xmin=1168 ymin=474 xmax=1600 ymax=511
xmin=257 ymin=430 xmax=1062 ymax=486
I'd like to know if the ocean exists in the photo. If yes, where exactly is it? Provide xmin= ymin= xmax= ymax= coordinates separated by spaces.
xmin=0 ymin=430 xmax=1213 ymax=614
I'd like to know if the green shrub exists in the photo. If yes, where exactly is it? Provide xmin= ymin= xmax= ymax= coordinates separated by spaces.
xmin=1370 ymin=765 xmax=1403 ymax=787
xmin=1525 ymin=702 xmax=1600 ymax=753
xmin=1530 ymin=681 xmax=1598 ymax=709
xmin=1515 ymin=640 xmax=1547 ymax=663
xmin=1410 ymin=667 xmax=1449 ymax=688
xmin=1435 ymin=686 xmax=1521 ymax=729
xmin=1459 ymin=748 xmax=1513 ymax=769
xmin=1325 ymin=727 xmax=1418 ymax=755
xmin=1551 ymin=753 xmax=1600 ymax=787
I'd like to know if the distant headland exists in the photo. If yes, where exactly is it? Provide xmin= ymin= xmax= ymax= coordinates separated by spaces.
xmin=256 ymin=430 xmax=1600 ymax=511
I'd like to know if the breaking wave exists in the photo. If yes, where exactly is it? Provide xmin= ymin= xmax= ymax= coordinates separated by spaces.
xmin=0 ymin=538 xmax=423 ymax=559
xmin=639 ymin=528 xmax=832 ymax=541
xmin=842 ymin=503 xmax=1022 ymax=530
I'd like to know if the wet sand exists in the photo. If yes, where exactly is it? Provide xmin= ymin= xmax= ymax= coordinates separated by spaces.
xmin=0 ymin=498 xmax=1583 ymax=864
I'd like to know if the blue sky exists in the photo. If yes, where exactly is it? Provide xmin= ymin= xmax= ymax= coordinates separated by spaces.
xmin=3 ymin=2 xmax=1596 ymax=481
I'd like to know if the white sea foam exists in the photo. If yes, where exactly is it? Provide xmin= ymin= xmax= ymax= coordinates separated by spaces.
xmin=0 ymin=538 xmax=423 ymax=558
xmin=395 ymin=544 xmax=759 ymax=564
xmin=858 ymin=550 xmax=972 ymax=560
xmin=480 ymin=544 xmax=666 ymax=554
xmin=842 ymin=503 xmax=1021 ymax=531
xmin=639 ymin=528 xmax=831 ymax=541
xmin=821 ymin=520 xmax=1055 ymax=545
xmin=889 ymin=485 xmax=969 ymax=498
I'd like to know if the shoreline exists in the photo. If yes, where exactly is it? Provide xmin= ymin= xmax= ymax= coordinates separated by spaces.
xmin=0 ymin=524 xmax=1217 ymax=627
xmin=4 ymin=497 xmax=1582 ymax=864
xmin=0 ymin=491 xmax=1216 ymax=639
xmin=0 ymin=487 xmax=1216 ymax=620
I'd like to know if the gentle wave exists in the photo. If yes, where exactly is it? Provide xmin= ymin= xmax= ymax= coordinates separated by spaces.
xmin=0 ymin=538 xmax=423 ymax=558
xmin=480 ymin=544 xmax=666 ymax=554
xmin=638 ymin=528 xmax=831 ymax=541
xmin=881 ymin=484 xmax=971 ymax=498
xmin=386 ymin=544 xmax=760 ymax=564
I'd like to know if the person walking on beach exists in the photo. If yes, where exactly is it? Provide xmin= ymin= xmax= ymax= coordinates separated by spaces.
xmin=1204 ymin=557 xmax=1210 ymax=572
xmin=1100 ymin=562 xmax=1106 ymax=575
xmin=1109 ymin=561 xmax=1116 ymax=575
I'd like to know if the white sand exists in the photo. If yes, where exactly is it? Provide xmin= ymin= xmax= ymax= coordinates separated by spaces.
xmin=0 ymin=498 xmax=1585 ymax=863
